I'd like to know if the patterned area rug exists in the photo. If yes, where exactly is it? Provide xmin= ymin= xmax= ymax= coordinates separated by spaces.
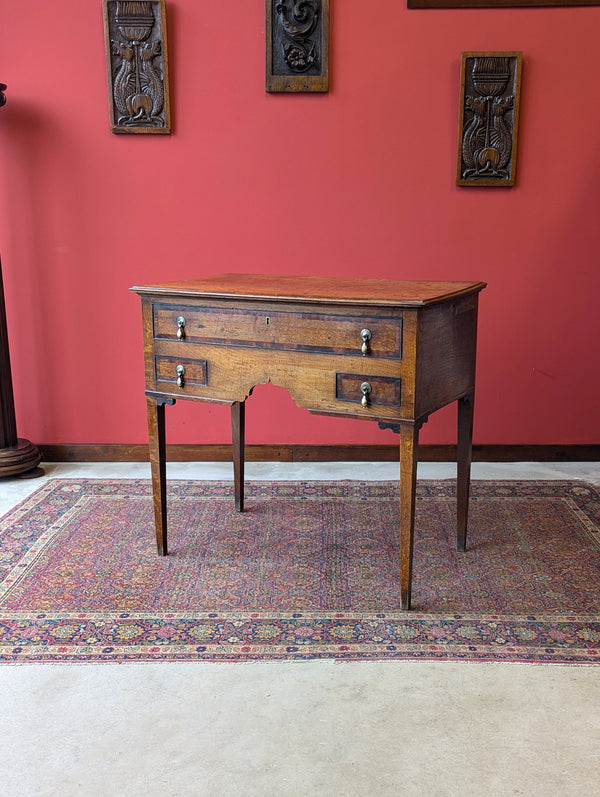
xmin=1 ymin=479 xmax=599 ymax=664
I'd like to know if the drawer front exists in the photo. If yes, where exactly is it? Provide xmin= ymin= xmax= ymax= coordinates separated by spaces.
xmin=336 ymin=373 xmax=402 ymax=409
xmin=153 ymin=304 xmax=402 ymax=359
xmin=149 ymin=343 xmax=405 ymax=419
xmin=154 ymin=356 xmax=208 ymax=392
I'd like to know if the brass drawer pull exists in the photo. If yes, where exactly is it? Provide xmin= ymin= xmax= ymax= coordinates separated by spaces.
xmin=361 ymin=328 xmax=372 ymax=356
xmin=361 ymin=381 xmax=372 ymax=408
xmin=176 ymin=316 xmax=186 ymax=340
xmin=176 ymin=364 xmax=185 ymax=388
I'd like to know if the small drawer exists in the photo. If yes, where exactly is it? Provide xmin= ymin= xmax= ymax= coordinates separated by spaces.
xmin=155 ymin=356 xmax=208 ymax=390
xmin=336 ymin=373 xmax=401 ymax=408
xmin=153 ymin=304 xmax=402 ymax=359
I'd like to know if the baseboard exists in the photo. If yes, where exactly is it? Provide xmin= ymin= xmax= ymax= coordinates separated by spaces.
xmin=38 ymin=443 xmax=600 ymax=463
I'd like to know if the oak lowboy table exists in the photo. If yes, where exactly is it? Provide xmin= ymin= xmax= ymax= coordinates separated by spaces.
xmin=133 ymin=274 xmax=486 ymax=610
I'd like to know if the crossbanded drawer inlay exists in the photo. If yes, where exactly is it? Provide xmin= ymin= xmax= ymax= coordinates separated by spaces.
xmin=153 ymin=304 xmax=402 ymax=359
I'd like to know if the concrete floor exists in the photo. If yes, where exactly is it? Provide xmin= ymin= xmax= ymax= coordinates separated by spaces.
xmin=1 ymin=461 xmax=599 ymax=797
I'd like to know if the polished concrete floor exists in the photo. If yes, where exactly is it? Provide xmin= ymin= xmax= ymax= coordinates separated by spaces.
xmin=1 ymin=461 xmax=599 ymax=797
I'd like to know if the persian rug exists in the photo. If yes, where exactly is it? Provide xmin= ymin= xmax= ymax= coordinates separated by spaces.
xmin=1 ymin=479 xmax=599 ymax=664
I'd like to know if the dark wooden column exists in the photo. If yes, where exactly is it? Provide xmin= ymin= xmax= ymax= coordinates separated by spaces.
xmin=0 ymin=83 xmax=42 ymax=478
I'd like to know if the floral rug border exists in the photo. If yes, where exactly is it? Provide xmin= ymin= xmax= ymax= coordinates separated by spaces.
xmin=1 ymin=479 xmax=599 ymax=664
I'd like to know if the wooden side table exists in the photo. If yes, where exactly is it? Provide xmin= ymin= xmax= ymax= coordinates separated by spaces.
xmin=133 ymin=274 xmax=486 ymax=610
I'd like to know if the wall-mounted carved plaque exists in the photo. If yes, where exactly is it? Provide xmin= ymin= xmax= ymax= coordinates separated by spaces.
xmin=103 ymin=0 xmax=171 ymax=134
xmin=457 ymin=52 xmax=522 ymax=187
xmin=266 ymin=0 xmax=329 ymax=93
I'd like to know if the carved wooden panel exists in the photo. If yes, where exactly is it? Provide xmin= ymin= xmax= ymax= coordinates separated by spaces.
xmin=103 ymin=0 xmax=171 ymax=134
xmin=457 ymin=52 xmax=522 ymax=187
xmin=266 ymin=0 xmax=329 ymax=93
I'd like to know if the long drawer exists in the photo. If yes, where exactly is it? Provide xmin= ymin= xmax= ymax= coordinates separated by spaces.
xmin=150 ymin=344 xmax=403 ymax=419
xmin=152 ymin=304 xmax=402 ymax=359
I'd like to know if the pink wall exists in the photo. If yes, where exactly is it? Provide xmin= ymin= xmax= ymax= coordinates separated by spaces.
xmin=1 ymin=1 xmax=599 ymax=448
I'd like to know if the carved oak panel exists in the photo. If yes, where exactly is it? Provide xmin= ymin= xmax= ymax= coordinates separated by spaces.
xmin=266 ymin=0 xmax=329 ymax=92
xmin=103 ymin=0 xmax=171 ymax=134
xmin=457 ymin=52 xmax=522 ymax=187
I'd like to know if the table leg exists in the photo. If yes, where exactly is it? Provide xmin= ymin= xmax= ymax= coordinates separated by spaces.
xmin=146 ymin=395 xmax=170 ymax=556
xmin=457 ymin=390 xmax=474 ymax=552
xmin=231 ymin=400 xmax=245 ymax=512
xmin=399 ymin=421 xmax=419 ymax=611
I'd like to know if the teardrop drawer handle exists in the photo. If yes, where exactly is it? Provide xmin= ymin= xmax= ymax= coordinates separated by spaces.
xmin=176 ymin=316 xmax=186 ymax=340
xmin=361 ymin=381 xmax=372 ymax=408
xmin=176 ymin=365 xmax=185 ymax=388
xmin=361 ymin=329 xmax=372 ymax=356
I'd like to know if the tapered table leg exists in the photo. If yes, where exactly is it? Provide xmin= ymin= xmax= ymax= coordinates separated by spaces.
xmin=232 ymin=400 xmax=245 ymax=512
xmin=457 ymin=391 xmax=474 ymax=552
xmin=146 ymin=394 xmax=171 ymax=556
xmin=399 ymin=421 xmax=420 ymax=611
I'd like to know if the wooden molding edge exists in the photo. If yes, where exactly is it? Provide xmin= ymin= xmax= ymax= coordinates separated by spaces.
xmin=38 ymin=444 xmax=600 ymax=463
xmin=408 ymin=0 xmax=600 ymax=7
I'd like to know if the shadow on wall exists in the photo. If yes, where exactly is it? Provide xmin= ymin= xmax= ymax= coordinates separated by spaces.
xmin=0 ymin=98 xmax=95 ymax=440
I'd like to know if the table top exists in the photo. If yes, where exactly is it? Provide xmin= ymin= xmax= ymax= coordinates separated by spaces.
xmin=132 ymin=273 xmax=487 ymax=308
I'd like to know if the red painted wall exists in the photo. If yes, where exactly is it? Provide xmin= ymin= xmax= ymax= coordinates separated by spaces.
xmin=1 ymin=2 xmax=599 ymax=448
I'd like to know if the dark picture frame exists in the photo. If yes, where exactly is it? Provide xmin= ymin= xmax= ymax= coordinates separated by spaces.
xmin=410 ymin=0 xmax=599 ymax=7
